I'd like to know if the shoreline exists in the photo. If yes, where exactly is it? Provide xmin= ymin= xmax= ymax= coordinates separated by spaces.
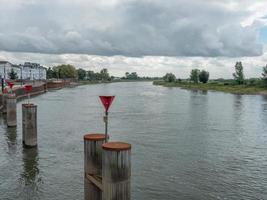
xmin=153 ymin=81 xmax=267 ymax=95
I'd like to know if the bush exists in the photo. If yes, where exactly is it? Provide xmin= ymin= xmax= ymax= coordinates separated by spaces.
xmin=199 ymin=70 xmax=209 ymax=83
xmin=163 ymin=73 xmax=176 ymax=82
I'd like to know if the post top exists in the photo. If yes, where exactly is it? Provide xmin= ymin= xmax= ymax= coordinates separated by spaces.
xmin=84 ymin=133 xmax=106 ymax=141
xmin=6 ymin=94 xmax=16 ymax=99
xmin=22 ymin=103 xmax=36 ymax=108
xmin=102 ymin=142 xmax=131 ymax=151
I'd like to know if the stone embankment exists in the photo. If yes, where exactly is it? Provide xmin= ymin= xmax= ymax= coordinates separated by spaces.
xmin=0 ymin=80 xmax=74 ymax=109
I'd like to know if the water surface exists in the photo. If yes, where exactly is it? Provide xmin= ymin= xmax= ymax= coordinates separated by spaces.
xmin=1 ymin=82 xmax=267 ymax=199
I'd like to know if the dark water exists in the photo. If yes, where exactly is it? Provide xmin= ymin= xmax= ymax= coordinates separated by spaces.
xmin=1 ymin=82 xmax=267 ymax=200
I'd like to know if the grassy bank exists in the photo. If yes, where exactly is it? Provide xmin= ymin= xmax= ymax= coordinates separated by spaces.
xmin=153 ymin=80 xmax=267 ymax=95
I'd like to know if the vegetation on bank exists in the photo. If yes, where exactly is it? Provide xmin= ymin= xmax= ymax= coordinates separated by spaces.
xmin=154 ymin=62 xmax=267 ymax=95
xmin=153 ymin=81 xmax=267 ymax=94
xmin=46 ymin=64 xmax=158 ymax=82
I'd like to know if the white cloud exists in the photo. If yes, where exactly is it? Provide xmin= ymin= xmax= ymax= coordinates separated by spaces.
xmin=0 ymin=50 xmax=266 ymax=78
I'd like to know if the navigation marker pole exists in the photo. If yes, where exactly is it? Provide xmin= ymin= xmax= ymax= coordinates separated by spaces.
xmin=99 ymin=96 xmax=115 ymax=142
xmin=24 ymin=85 xmax=32 ymax=104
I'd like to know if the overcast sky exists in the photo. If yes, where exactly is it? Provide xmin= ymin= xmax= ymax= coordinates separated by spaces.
xmin=1 ymin=0 xmax=267 ymax=78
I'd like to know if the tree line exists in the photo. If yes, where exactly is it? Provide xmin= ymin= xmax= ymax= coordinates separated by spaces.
xmin=163 ymin=62 xmax=267 ymax=87
xmin=46 ymin=64 xmax=148 ymax=81
xmin=47 ymin=65 xmax=113 ymax=81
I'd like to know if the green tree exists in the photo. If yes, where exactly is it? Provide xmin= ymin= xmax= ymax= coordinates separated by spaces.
xmin=100 ymin=68 xmax=110 ymax=80
xmin=233 ymin=62 xmax=245 ymax=85
xmin=190 ymin=69 xmax=200 ymax=83
xmin=125 ymin=72 xmax=129 ymax=78
xmin=262 ymin=65 xmax=267 ymax=86
xmin=125 ymin=72 xmax=138 ymax=79
xmin=163 ymin=73 xmax=176 ymax=82
xmin=199 ymin=70 xmax=209 ymax=83
xmin=77 ymin=68 xmax=87 ymax=80
xmin=8 ymin=68 xmax=18 ymax=80
xmin=53 ymin=64 xmax=77 ymax=79
xmin=47 ymin=67 xmax=54 ymax=79
xmin=87 ymin=70 xmax=95 ymax=80
xmin=52 ymin=66 xmax=60 ymax=79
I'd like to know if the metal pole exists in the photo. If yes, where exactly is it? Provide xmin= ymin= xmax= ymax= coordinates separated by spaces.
xmin=1 ymin=76 xmax=3 ymax=93
xmin=21 ymin=67 xmax=23 ymax=86
xmin=104 ymin=111 xmax=108 ymax=142
xmin=28 ymin=93 xmax=30 ymax=104
xmin=4 ymin=63 xmax=6 ymax=80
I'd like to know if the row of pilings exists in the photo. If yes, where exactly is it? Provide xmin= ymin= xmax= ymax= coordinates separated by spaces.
xmin=1 ymin=93 xmax=38 ymax=147
xmin=1 ymin=85 xmax=132 ymax=199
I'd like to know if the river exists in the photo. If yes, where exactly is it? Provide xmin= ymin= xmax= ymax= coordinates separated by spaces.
xmin=0 ymin=82 xmax=267 ymax=199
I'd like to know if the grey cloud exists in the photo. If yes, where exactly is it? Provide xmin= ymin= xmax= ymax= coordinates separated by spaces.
xmin=0 ymin=0 xmax=264 ymax=57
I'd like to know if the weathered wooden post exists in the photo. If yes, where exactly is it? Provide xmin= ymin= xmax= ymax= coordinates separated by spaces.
xmin=84 ymin=133 xmax=107 ymax=200
xmin=6 ymin=94 xmax=17 ymax=127
xmin=22 ymin=103 xmax=37 ymax=147
xmin=2 ymin=93 xmax=9 ymax=113
xmin=22 ymin=84 xmax=37 ymax=147
xmin=102 ymin=142 xmax=131 ymax=200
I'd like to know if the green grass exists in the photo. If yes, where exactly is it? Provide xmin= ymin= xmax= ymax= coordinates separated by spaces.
xmin=153 ymin=81 xmax=267 ymax=95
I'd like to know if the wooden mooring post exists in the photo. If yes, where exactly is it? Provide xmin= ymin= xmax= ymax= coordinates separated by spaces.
xmin=1 ymin=93 xmax=9 ymax=113
xmin=22 ymin=104 xmax=37 ymax=147
xmin=84 ymin=134 xmax=132 ymax=200
xmin=102 ymin=142 xmax=131 ymax=200
xmin=84 ymin=133 xmax=107 ymax=200
xmin=6 ymin=94 xmax=17 ymax=127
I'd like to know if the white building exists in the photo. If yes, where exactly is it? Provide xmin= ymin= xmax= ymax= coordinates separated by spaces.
xmin=19 ymin=62 xmax=47 ymax=80
xmin=0 ymin=61 xmax=47 ymax=80
xmin=0 ymin=61 xmax=21 ymax=80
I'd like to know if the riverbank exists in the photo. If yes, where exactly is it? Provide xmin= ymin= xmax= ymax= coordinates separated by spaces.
xmin=153 ymin=80 xmax=267 ymax=95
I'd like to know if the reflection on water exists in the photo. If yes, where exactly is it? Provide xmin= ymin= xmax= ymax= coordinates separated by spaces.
xmin=234 ymin=95 xmax=243 ymax=108
xmin=262 ymin=95 xmax=267 ymax=111
xmin=5 ymin=127 xmax=17 ymax=154
xmin=190 ymin=89 xmax=208 ymax=95
xmin=19 ymin=147 xmax=41 ymax=199
xmin=200 ymin=90 xmax=208 ymax=95
xmin=0 ymin=112 xmax=6 ymax=125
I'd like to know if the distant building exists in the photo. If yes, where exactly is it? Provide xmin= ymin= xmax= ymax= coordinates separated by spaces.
xmin=0 ymin=61 xmax=47 ymax=80
xmin=19 ymin=62 xmax=47 ymax=80
xmin=0 ymin=61 xmax=21 ymax=79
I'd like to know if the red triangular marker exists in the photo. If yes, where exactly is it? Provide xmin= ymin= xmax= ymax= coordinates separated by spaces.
xmin=99 ymin=96 xmax=115 ymax=112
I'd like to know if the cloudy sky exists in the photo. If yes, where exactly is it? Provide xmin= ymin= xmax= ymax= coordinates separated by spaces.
xmin=0 ymin=0 xmax=267 ymax=78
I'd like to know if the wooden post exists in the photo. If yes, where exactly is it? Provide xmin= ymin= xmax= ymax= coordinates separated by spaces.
xmin=84 ymin=133 xmax=107 ymax=200
xmin=2 ymin=93 xmax=9 ymax=113
xmin=22 ymin=104 xmax=37 ymax=147
xmin=102 ymin=142 xmax=131 ymax=200
xmin=6 ymin=94 xmax=16 ymax=127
